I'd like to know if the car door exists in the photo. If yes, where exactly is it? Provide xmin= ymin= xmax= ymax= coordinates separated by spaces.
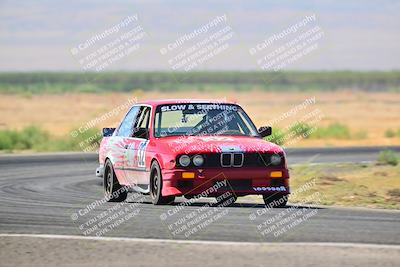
xmin=113 ymin=105 xmax=141 ymax=185
xmin=122 ymin=105 xmax=151 ymax=187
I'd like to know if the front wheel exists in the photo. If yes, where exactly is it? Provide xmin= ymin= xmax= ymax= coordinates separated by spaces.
xmin=263 ymin=194 xmax=288 ymax=208
xmin=149 ymin=161 xmax=175 ymax=205
xmin=104 ymin=160 xmax=128 ymax=202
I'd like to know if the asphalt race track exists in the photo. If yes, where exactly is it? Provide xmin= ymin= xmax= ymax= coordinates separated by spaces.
xmin=1 ymin=147 xmax=399 ymax=266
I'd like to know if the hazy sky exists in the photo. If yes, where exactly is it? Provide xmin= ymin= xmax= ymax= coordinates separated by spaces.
xmin=0 ymin=0 xmax=399 ymax=71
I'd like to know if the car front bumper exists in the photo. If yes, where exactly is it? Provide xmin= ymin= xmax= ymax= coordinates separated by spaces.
xmin=161 ymin=168 xmax=290 ymax=197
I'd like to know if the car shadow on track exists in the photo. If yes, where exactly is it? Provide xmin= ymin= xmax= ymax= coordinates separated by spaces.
xmin=126 ymin=198 xmax=325 ymax=210
xmin=226 ymin=203 xmax=324 ymax=209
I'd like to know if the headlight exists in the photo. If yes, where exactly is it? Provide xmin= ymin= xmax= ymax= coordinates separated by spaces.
xmin=270 ymin=154 xmax=282 ymax=165
xmin=193 ymin=155 xmax=204 ymax=166
xmin=179 ymin=155 xmax=191 ymax=167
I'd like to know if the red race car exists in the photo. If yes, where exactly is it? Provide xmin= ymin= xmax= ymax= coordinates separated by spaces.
xmin=96 ymin=99 xmax=290 ymax=207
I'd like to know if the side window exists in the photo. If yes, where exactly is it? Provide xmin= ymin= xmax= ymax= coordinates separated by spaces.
xmin=133 ymin=106 xmax=151 ymax=139
xmin=117 ymin=106 xmax=140 ymax=137
xmin=135 ymin=107 xmax=150 ymax=129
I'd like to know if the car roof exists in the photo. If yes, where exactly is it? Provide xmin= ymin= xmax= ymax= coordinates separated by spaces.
xmin=138 ymin=99 xmax=238 ymax=107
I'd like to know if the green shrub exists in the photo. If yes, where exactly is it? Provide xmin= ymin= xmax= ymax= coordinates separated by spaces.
xmin=0 ymin=126 xmax=101 ymax=152
xmin=0 ymin=126 xmax=49 ymax=150
xmin=265 ymin=128 xmax=286 ymax=145
xmin=377 ymin=150 xmax=398 ymax=166
xmin=289 ymin=122 xmax=313 ymax=139
xmin=0 ymin=130 xmax=15 ymax=150
xmin=19 ymin=126 xmax=49 ymax=149
xmin=385 ymin=129 xmax=396 ymax=138
xmin=311 ymin=123 xmax=351 ymax=139
xmin=38 ymin=127 xmax=102 ymax=152
xmin=354 ymin=130 xmax=368 ymax=139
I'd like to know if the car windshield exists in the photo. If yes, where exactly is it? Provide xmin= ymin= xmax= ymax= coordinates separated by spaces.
xmin=154 ymin=103 xmax=259 ymax=137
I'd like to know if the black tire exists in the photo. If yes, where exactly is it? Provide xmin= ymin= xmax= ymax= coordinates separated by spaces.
xmin=150 ymin=161 xmax=175 ymax=205
xmin=104 ymin=160 xmax=128 ymax=202
xmin=263 ymin=194 xmax=288 ymax=208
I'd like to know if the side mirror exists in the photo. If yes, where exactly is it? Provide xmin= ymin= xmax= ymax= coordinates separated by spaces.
xmin=102 ymin=127 xmax=115 ymax=137
xmin=258 ymin=126 xmax=272 ymax=137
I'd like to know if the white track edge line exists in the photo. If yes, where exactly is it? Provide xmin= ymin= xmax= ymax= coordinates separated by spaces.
xmin=1 ymin=233 xmax=399 ymax=249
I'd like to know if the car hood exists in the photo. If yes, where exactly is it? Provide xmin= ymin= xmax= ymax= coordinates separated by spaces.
xmin=155 ymin=135 xmax=284 ymax=155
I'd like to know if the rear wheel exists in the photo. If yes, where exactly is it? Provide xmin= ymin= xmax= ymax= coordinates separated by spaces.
xmin=263 ymin=194 xmax=288 ymax=208
xmin=150 ymin=161 xmax=175 ymax=205
xmin=104 ymin=160 xmax=128 ymax=202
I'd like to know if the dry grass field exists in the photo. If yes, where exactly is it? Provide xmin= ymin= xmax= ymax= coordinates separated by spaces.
xmin=244 ymin=162 xmax=400 ymax=209
xmin=0 ymin=90 xmax=399 ymax=147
